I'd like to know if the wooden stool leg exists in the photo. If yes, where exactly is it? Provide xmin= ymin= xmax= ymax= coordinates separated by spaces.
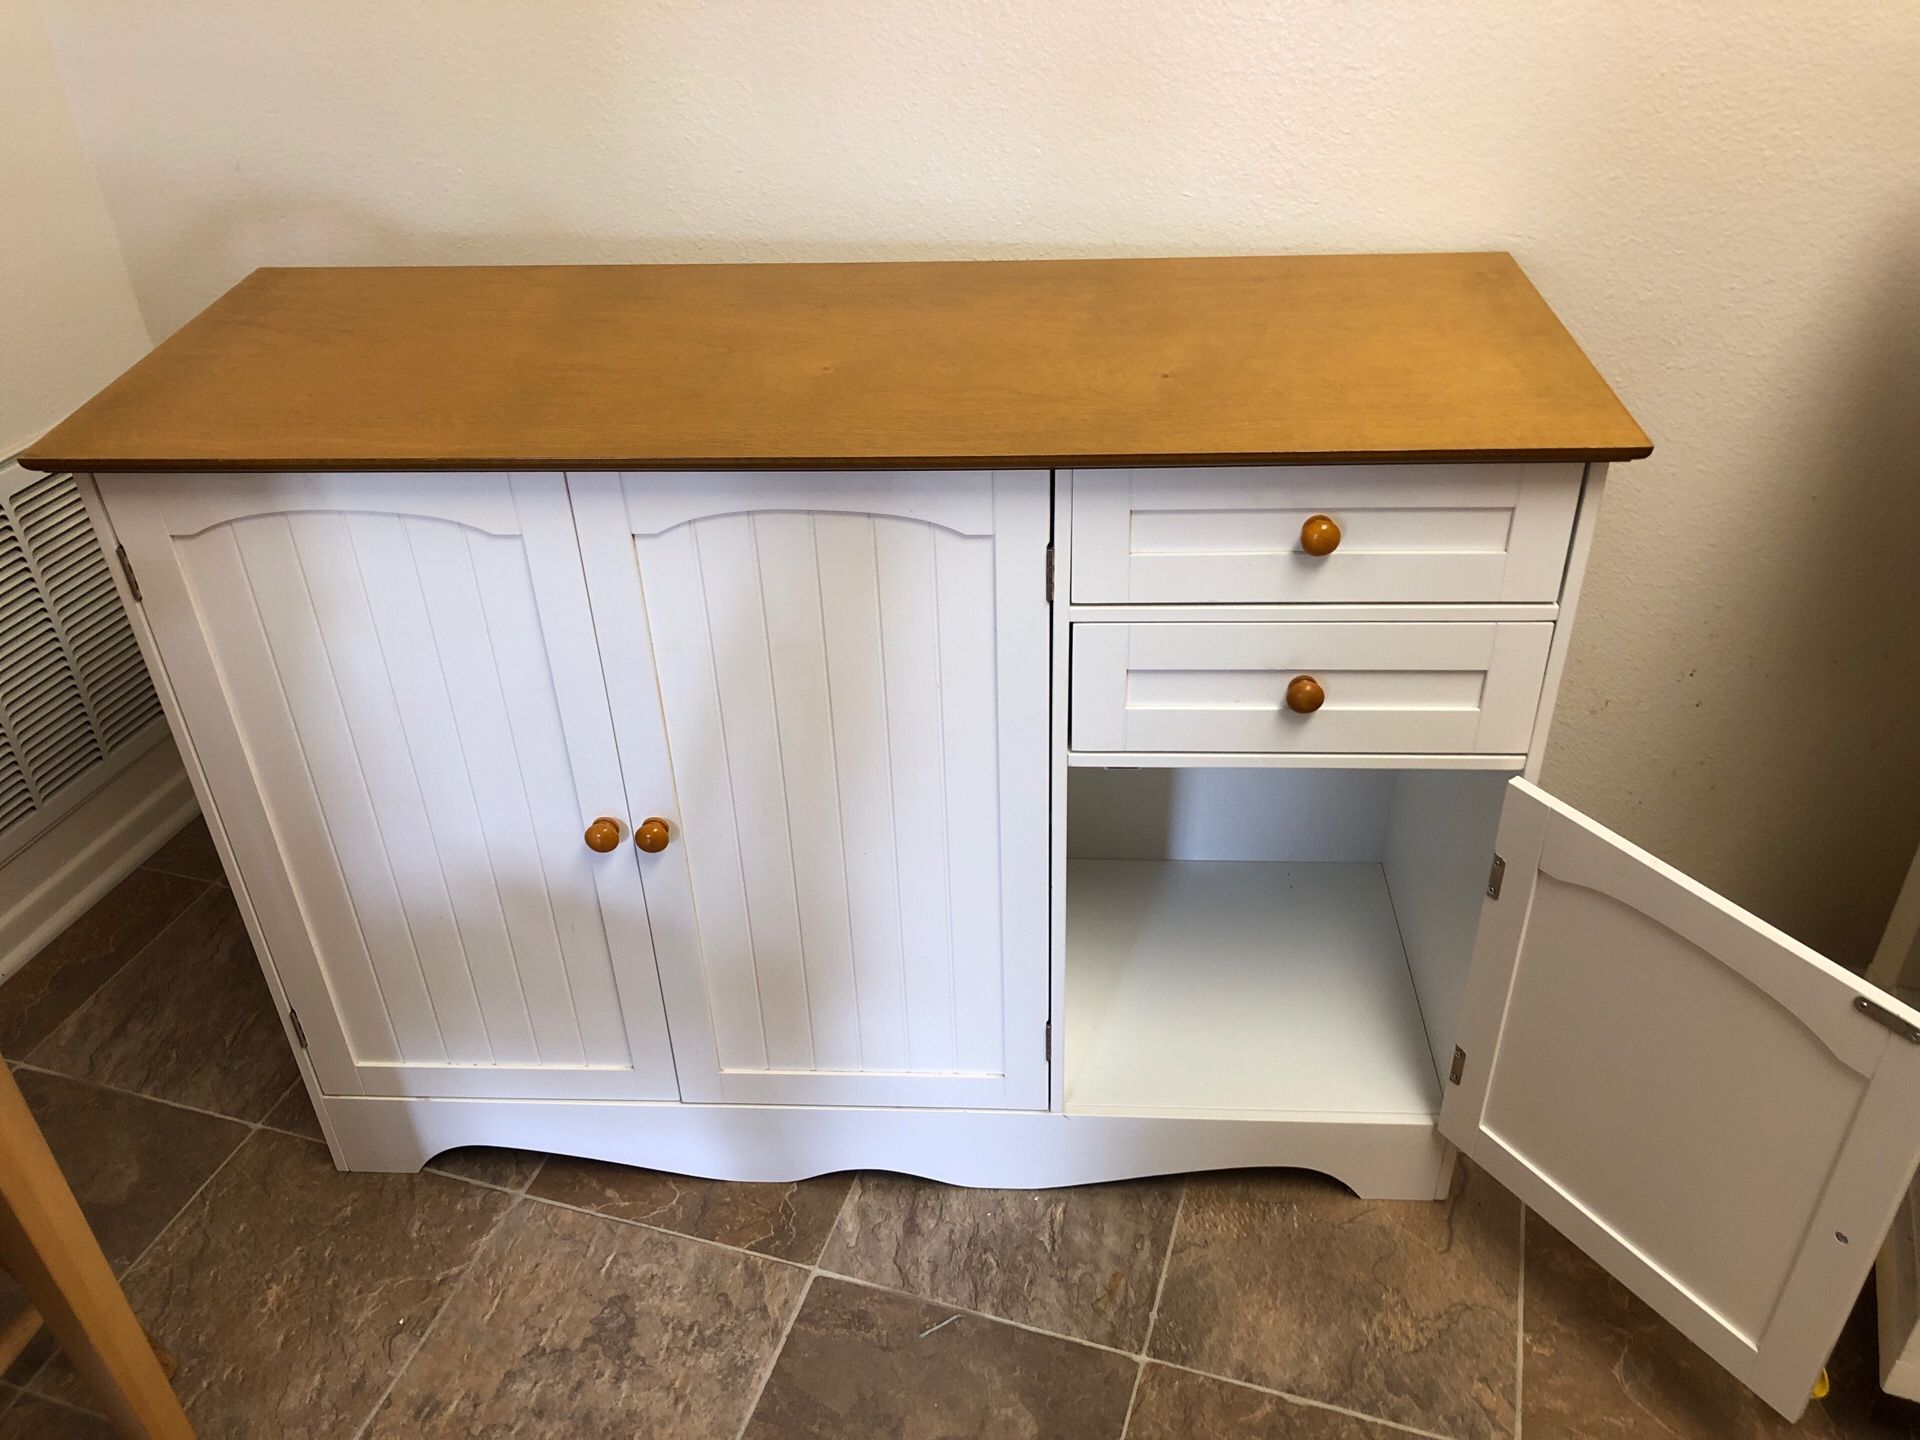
xmin=0 ymin=1062 xmax=193 ymax=1438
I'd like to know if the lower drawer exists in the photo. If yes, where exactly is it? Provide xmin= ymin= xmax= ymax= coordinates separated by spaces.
xmin=1070 ymin=621 xmax=1553 ymax=756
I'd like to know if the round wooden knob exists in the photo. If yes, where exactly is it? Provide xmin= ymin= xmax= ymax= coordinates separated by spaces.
xmin=635 ymin=817 xmax=672 ymax=854
xmin=1285 ymin=675 xmax=1325 ymax=714
xmin=583 ymin=817 xmax=623 ymax=853
xmin=1299 ymin=514 xmax=1341 ymax=557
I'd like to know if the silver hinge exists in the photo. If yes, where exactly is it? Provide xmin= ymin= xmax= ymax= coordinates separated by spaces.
xmin=115 ymin=543 xmax=142 ymax=602
xmin=1450 ymin=1046 xmax=1466 ymax=1085
xmin=1854 ymin=995 xmax=1920 ymax=1044
xmin=1486 ymin=854 xmax=1506 ymax=899
xmin=1044 ymin=1019 xmax=1052 ymax=1063
xmin=288 ymin=1009 xmax=308 ymax=1049
xmin=1044 ymin=543 xmax=1055 ymax=603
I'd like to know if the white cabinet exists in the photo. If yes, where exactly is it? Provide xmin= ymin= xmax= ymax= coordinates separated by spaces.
xmin=570 ymin=470 xmax=1052 ymax=1108
xmin=56 ymin=250 xmax=1920 ymax=1425
xmin=100 ymin=473 xmax=679 ymax=1100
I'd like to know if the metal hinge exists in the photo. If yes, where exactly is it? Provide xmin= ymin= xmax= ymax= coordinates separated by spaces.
xmin=115 ymin=543 xmax=142 ymax=602
xmin=1450 ymin=1046 xmax=1466 ymax=1085
xmin=1044 ymin=543 xmax=1055 ymax=603
xmin=1854 ymin=995 xmax=1920 ymax=1044
xmin=1486 ymin=855 xmax=1506 ymax=900
xmin=1044 ymin=1019 xmax=1052 ymax=1063
xmin=288 ymin=1009 xmax=308 ymax=1049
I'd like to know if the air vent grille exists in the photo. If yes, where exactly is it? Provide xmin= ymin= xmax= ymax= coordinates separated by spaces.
xmin=0 ymin=464 xmax=165 ymax=861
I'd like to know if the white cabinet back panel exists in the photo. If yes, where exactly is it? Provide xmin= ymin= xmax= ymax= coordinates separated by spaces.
xmin=573 ymin=471 xmax=1051 ymax=1108
xmin=102 ymin=474 xmax=678 ymax=1100
xmin=1069 ymin=464 xmax=1580 ymax=605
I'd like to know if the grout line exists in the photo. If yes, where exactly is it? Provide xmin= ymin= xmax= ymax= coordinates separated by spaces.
xmin=7 ymin=1059 xmax=272 ymax=1131
xmin=515 ymin=1190 xmax=814 ymax=1271
xmin=734 ymin=1270 xmax=816 ymax=1440
xmin=1 ymin=1377 xmax=115 ymax=1424
xmin=1119 ymin=1178 xmax=1187 ymax=1437
xmin=809 ymin=1267 xmax=1143 ymax=1363
xmin=12 ymin=878 xmax=217 ymax=1069
xmin=347 ymin=1192 xmax=525 ymax=1440
xmin=136 ymin=858 xmax=225 ymax=885
xmin=733 ymin=1171 xmax=863 ymax=1439
xmin=1515 ymin=1204 xmax=1527 ymax=1439
xmin=1143 ymin=1357 xmax=1461 ymax=1440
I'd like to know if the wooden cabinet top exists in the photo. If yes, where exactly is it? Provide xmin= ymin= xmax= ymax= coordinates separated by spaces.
xmin=24 ymin=253 xmax=1650 ymax=473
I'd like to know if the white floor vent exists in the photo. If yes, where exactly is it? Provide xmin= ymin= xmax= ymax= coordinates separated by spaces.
xmin=0 ymin=460 xmax=167 ymax=863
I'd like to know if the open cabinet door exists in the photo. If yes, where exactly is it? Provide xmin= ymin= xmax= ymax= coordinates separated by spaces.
xmin=1440 ymin=778 xmax=1920 ymax=1419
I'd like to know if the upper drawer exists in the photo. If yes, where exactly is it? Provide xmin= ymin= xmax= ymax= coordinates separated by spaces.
xmin=1069 ymin=464 xmax=1581 ymax=605
xmin=1070 ymin=620 xmax=1553 ymax=756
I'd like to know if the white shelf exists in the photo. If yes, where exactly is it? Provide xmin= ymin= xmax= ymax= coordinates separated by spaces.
xmin=1064 ymin=859 xmax=1442 ymax=1120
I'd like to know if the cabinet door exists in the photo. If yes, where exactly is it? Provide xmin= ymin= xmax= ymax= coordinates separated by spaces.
xmin=1442 ymin=778 xmax=1920 ymax=1419
xmin=572 ymin=470 xmax=1051 ymax=1109
xmin=102 ymin=473 xmax=677 ymax=1101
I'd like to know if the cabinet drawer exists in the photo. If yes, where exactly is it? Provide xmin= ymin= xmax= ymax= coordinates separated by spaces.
xmin=1070 ymin=464 xmax=1580 ymax=605
xmin=1070 ymin=621 xmax=1553 ymax=755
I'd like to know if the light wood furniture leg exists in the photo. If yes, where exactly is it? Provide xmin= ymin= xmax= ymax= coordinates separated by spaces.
xmin=0 ymin=1061 xmax=193 ymax=1438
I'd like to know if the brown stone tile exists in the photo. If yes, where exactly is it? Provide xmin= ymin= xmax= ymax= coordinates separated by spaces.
xmin=0 ymin=868 xmax=203 ymax=1057
xmin=25 ymin=1128 xmax=509 ymax=1436
xmin=1151 ymin=1167 xmax=1520 ymax=1439
xmin=368 ymin=1198 xmax=806 ymax=1439
xmin=1 ymin=1070 xmax=247 ymax=1383
xmin=530 ymin=1156 xmax=850 ymax=1263
xmin=1128 ymin=1363 xmax=1406 ymax=1438
xmin=818 ymin=1172 xmax=1181 ymax=1349
xmin=745 ymin=1275 xmax=1136 ymax=1439
xmin=28 ymin=886 xmax=298 ymax=1121
xmin=140 ymin=816 xmax=225 ymax=883
xmin=427 ymin=1147 xmax=545 ymax=1191
xmin=260 ymin=1079 xmax=325 ymax=1140
xmin=1522 ymin=1214 xmax=1910 ymax=1439
xmin=0 ymin=1392 xmax=116 ymax=1440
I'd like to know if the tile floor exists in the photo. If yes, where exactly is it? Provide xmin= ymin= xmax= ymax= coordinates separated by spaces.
xmin=0 ymin=816 xmax=1912 ymax=1438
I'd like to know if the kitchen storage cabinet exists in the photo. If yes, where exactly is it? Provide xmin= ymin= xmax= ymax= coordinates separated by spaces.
xmin=28 ymin=253 xmax=1918 ymax=1420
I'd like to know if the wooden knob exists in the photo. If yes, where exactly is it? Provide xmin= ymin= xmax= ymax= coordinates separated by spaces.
xmin=583 ymin=817 xmax=623 ymax=853
xmin=1285 ymin=676 xmax=1325 ymax=714
xmin=635 ymin=817 xmax=671 ymax=854
xmin=1299 ymin=514 xmax=1341 ymax=557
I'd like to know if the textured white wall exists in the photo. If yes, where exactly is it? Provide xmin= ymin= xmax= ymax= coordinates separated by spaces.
xmin=0 ymin=0 xmax=147 ymax=455
xmin=36 ymin=1 xmax=1920 ymax=962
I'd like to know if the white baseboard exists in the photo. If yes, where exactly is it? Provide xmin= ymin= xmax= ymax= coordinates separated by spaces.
xmin=0 ymin=737 xmax=199 ymax=986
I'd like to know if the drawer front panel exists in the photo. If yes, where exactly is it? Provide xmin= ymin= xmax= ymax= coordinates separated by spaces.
xmin=1071 ymin=621 xmax=1553 ymax=755
xmin=1070 ymin=464 xmax=1581 ymax=605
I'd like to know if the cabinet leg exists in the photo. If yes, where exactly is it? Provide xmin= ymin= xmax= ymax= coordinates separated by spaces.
xmin=0 ymin=1061 xmax=194 ymax=1437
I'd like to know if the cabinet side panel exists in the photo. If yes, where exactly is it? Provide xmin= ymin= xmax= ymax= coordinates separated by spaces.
xmin=1382 ymin=768 xmax=1510 ymax=1082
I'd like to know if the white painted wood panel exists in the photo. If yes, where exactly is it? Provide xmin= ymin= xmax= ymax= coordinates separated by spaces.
xmin=98 ymin=473 xmax=678 ymax=1101
xmin=1070 ymin=464 xmax=1579 ymax=605
xmin=1065 ymin=859 xmax=1439 ymax=1119
xmin=572 ymin=470 xmax=1050 ymax=1109
xmin=1071 ymin=621 xmax=1552 ymax=755
xmin=1444 ymin=779 xmax=1920 ymax=1420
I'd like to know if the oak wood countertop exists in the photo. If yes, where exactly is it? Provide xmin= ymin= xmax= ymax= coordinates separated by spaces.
xmin=23 ymin=253 xmax=1650 ymax=473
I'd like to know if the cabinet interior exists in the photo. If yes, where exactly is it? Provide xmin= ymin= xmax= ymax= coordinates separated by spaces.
xmin=1063 ymin=766 xmax=1512 ymax=1120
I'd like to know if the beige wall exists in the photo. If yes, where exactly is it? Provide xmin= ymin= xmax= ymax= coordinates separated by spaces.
xmin=0 ymin=0 xmax=147 ymax=455
xmin=35 ymin=1 xmax=1920 ymax=963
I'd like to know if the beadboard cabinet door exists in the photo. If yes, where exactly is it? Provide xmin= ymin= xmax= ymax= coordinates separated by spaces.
xmin=100 ymin=473 xmax=678 ymax=1101
xmin=572 ymin=471 xmax=1052 ymax=1109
